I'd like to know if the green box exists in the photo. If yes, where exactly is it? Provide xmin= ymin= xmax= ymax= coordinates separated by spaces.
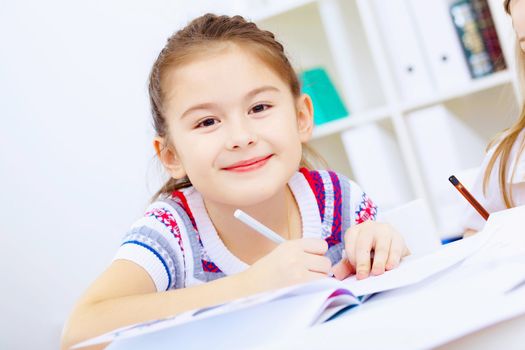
xmin=299 ymin=67 xmax=349 ymax=125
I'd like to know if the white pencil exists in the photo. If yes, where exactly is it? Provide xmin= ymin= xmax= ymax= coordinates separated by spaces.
xmin=233 ymin=209 xmax=285 ymax=244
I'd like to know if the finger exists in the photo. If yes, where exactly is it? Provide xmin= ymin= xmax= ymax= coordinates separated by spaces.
xmin=355 ymin=231 xmax=374 ymax=279
xmin=303 ymin=254 xmax=332 ymax=275
xmin=299 ymin=238 xmax=329 ymax=255
xmin=344 ymin=226 xmax=360 ymax=268
xmin=386 ymin=236 xmax=406 ymax=270
xmin=370 ymin=234 xmax=391 ymax=276
xmin=331 ymin=257 xmax=355 ymax=280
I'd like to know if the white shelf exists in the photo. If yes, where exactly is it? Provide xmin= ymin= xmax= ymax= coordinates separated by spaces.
xmin=402 ymin=70 xmax=514 ymax=113
xmin=312 ymin=71 xmax=514 ymax=140
xmin=311 ymin=106 xmax=390 ymax=139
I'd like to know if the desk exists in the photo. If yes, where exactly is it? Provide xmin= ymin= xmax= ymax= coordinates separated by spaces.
xmin=438 ymin=313 xmax=525 ymax=350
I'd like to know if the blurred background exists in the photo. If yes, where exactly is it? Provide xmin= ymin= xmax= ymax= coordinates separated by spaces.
xmin=0 ymin=0 xmax=519 ymax=349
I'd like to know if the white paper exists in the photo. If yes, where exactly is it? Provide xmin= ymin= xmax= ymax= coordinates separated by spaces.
xmin=106 ymin=289 xmax=357 ymax=350
xmin=343 ymin=217 xmax=500 ymax=296
xmin=462 ymin=206 xmax=525 ymax=266
xmin=73 ymin=278 xmax=342 ymax=348
xmin=255 ymin=261 xmax=525 ymax=350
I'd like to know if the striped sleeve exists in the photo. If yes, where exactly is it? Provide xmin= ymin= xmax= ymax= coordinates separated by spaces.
xmin=113 ymin=201 xmax=187 ymax=291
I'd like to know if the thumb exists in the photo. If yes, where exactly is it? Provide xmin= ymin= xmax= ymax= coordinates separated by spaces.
xmin=331 ymin=256 xmax=355 ymax=281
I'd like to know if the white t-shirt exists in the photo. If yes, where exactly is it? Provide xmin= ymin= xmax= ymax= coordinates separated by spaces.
xmin=462 ymin=129 xmax=525 ymax=231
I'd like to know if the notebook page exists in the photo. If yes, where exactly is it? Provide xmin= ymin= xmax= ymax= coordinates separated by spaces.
xmin=342 ymin=216 xmax=503 ymax=297
xmin=104 ymin=289 xmax=357 ymax=350
xmin=73 ymin=277 xmax=343 ymax=348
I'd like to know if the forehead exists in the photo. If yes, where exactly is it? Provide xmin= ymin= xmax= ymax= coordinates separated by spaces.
xmin=163 ymin=44 xmax=290 ymax=111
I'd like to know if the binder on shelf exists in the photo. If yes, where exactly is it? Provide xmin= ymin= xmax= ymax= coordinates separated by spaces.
xmin=407 ymin=0 xmax=471 ymax=93
xmin=450 ymin=0 xmax=493 ymax=79
xmin=340 ymin=123 xmax=412 ymax=210
xmin=470 ymin=0 xmax=507 ymax=72
xmin=299 ymin=67 xmax=348 ymax=125
xmin=371 ymin=0 xmax=435 ymax=102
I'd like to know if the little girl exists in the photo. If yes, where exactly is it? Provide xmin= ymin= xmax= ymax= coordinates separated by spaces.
xmin=61 ymin=14 xmax=409 ymax=349
xmin=463 ymin=0 xmax=525 ymax=234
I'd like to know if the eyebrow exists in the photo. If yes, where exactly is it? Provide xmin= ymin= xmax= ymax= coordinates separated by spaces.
xmin=179 ymin=85 xmax=280 ymax=119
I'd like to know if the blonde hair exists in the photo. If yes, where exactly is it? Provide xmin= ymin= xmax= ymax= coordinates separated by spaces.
xmin=148 ymin=14 xmax=324 ymax=200
xmin=482 ymin=0 xmax=525 ymax=208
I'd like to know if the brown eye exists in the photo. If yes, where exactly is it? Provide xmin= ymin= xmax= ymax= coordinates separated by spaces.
xmin=250 ymin=104 xmax=271 ymax=114
xmin=196 ymin=117 xmax=219 ymax=128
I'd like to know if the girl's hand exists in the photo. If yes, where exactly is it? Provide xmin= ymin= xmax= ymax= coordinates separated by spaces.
xmin=241 ymin=238 xmax=332 ymax=293
xmin=332 ymin=221 xmax=410 ymax=280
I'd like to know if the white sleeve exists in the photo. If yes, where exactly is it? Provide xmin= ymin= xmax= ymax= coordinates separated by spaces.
xmin=113 ymin=201 xmax=187 ymax=291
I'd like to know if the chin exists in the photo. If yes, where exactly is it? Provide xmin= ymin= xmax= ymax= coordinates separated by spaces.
xmin=228 ymin=188 xmax=279 ymax=207
xmin=221 ymin=179 xmax=284 ymax=207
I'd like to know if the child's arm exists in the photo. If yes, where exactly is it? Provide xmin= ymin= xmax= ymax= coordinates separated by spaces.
xmin=61 ymin=259 xmax=250 ymax=350
xmin=61 ymin=238 xmax=330 ymax=350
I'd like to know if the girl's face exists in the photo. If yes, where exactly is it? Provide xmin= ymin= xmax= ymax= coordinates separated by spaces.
xmin=159 ymin=43 xmax=313 ymax=207
xmin=510 ymin=0 xmax=525 ymax=52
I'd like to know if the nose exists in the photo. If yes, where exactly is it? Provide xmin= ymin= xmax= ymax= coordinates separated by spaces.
xmin=225 ymin=117 xmax=257 ymax=150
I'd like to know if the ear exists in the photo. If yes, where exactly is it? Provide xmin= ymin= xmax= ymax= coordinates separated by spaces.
xmin=153 ymin=137 xmax=187 ymax=179
xmin=296 ymin=93 xmax=314 ymax=143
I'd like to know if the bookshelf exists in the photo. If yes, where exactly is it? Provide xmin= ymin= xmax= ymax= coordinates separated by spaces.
xmin=204 ymin=0 xmax=521 ymax=238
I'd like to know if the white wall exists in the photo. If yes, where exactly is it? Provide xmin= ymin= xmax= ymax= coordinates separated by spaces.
xmin=0 ymin=1 xmax=216 ymax=348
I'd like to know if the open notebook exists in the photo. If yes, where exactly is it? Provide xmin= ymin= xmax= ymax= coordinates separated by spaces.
xmin=74 ymin=214 xmax=502 ymax=349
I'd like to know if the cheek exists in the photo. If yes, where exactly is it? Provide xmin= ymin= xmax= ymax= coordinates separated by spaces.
xmin=274 ymin=127 xmax=303 ymax=162
xmin=271 ymin=114 xmax=303 ymax=155
xmin=181 ymin=141 xmax=217 ymax=167
xmin=515 ymin=22 xmax=525 ymax=40
xmin=265 ymin=120 xmax=300 ymax=147
xmin=171 ymin=132 xmax=219 ymax=172
xmin=513 ymin=6 xmax=525 ymax=39
xmin=272 ymin=109 xmax=301 ymax=135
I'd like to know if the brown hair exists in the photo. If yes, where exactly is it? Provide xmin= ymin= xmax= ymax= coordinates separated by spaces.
xmin=148 ymin=14 xmax=324 ymax=200
xmin=482 ymin=0 xmax=525 ymax=207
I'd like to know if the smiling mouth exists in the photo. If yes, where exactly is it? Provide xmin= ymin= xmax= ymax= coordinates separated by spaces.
xmin=222 ymin=155 xmax=274 ymax=172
